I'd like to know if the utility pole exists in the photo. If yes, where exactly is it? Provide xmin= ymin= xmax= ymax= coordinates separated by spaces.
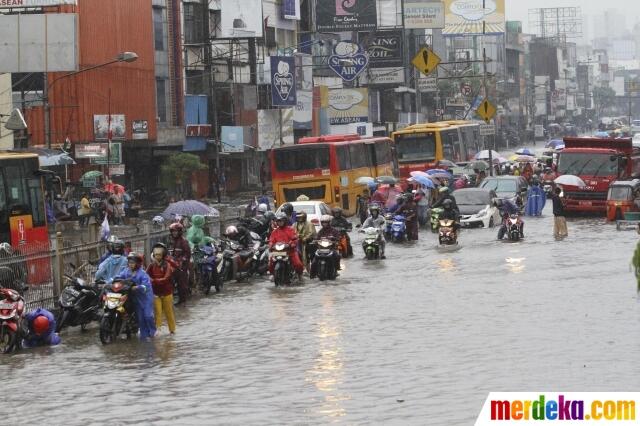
xmin=481 ymin=0 xmax=493 ymax=176
xmin=202 ymin=0 xmax=220 ymax=202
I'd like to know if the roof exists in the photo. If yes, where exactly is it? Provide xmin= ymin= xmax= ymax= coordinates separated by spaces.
xmin=610 ymin=179 xmax=640 ymax=187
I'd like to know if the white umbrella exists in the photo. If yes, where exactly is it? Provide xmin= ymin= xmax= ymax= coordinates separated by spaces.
xmin=554 ymin=175 xmax=586 ymax=188
xmin=475 ymin=150 xmax=501 ymax=160
xmin=355 ymin=176 xmax=375 ymax=185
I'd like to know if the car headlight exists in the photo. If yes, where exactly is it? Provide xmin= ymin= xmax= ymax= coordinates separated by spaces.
xmin=476 ymin=207 xmax=489 ymax=218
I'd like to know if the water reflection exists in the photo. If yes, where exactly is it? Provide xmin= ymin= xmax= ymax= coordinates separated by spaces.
xmin=436 ymin=258 xmax=456 ymax=274
xmin=505 ymin=257 xmax=526 ymax=274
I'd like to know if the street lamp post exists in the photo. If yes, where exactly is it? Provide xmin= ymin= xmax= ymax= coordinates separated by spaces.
xmin=44 ymin=51 xmax=138 ymax=148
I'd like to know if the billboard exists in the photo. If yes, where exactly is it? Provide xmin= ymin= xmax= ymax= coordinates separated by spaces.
xmin=362 ymin=30 xmax=404 ymax=85
xmin=220 ymin=0 xmax=263 ymax=38
xmin=328 ymin=88 xmax=369 ymax=125
xmin=0 ymin=13 xmax=78 ymax=73
xmin=316 ymin=0 xmax=376 ymax=32
xmin=258 ymin=109 xmax=294 ymax=150
xmin=221 ymin=126 xmax=246 ymax=153
xmin=0 ymin=0 xmax=76 ymax=8
xmin=90 ymin=142 xmax=122 ymax=165
xmin=270 ymin=56 xmax=297 ymax=107
xmin=404 ymin=1 xmax=445 ymax=29
xmin=443 ymin=0 xmax=505 ymax=35
xmin=294 ymin=90 xmax=313 ymax=130
xmin=132 ymin=120 xmax=148 ymax=140
xmin=93 ymin=114 xmax=125 ymax=141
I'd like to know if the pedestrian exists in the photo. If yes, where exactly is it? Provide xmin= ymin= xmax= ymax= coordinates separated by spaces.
xmin=550 ymin=187 xmax=568 ymax=239
xmin=355 ymin=189 xmax=370 ymax=225
xmin=397 ymin=194 xmax=419 ymax=241
xmin=415 ymin=186 xmax=430 ymax=227
xmin=260 ymin=161 xmax=267 ymax=194
xmin=78 ymin=193 xmax=91 ymax=227
xmin=146 ymin=243 xmax=176 ymax=335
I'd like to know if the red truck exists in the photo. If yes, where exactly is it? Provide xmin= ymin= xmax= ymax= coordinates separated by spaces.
xmin=556 ymin=137 xmax=640 ymax=214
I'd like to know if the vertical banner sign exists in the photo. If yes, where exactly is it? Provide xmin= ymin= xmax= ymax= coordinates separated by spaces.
xmin=443 ymin=0 xmax=505 ymax=35
xmin=316 ymin=0 xmax=377 ymax=31
xmin=270 ymin=56 xmax=297 ymax=107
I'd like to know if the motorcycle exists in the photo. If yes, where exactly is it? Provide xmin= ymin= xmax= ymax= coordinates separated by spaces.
xmin=219 ymin=239 xmax=255 ymax=282
xmin=430 ymin=208 xmax=443 ymax=233
xmin=390 ymin=214 xmax=407 ymax=243
xmin=361 ymin=227 xmax=382 ymax=260
xmin=543 ymin=180 xmax=554 ymax=198
xmin=334 ymin=226 xmax=352 ymax=258
xmin=99 ymin=279 xmax=138 ymax=344
xmin=270 ymin=242 xmax=295 ymax=286
xmin=251 ymin=237 xmax=270 ymax=276
xmin=193 ymin=244 xmax=222 ymax=295
xmin=0 ymin=287 xmax=26 ymax=353
xmin=167 ymin=248 xmax=190 ymax=306
xmin=438 ymin=219 xmax=458 ymax=246
xmin=499 ymin=214 xmax=523 ymax=242
xmin=56 ymin=275 xmax=102 ymax=333
xmin=311 ymin=238 xmax=339 ymax=281
xmin=383 ymin=213 xmax=394 ymax=239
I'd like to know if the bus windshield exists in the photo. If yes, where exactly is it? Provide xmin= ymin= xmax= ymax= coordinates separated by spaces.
xmin=395 ymin=132 xmax=436 ymax=162
xmin=557 ymin=153 xmax=618 ymax=177
xmin=274 ymin=146 xmax=330 ymax=172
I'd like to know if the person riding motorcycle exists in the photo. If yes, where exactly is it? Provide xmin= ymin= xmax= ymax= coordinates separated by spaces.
xmin=97 ymin=235 xmax=120 ymax=266
xmin=280 ymin=202 xmax=296 ymax=225
xmin=94 ymin=239 xmax=128 ymax=284
xmin=397 ymin=193 xmax=419 ymax=241
xmin=432 ymin=186 xmax=459 ymax=214
xmin=256 ymin=203 xmax=268 ymax=217
xmin=294 ymin=211 xmax=316 ymax=270
xmin=330 ymin=207 xmax=353 ymax=257
xmin=440 ymin=199 xmax=461 ymax=237
xmin=310 ymin=215 xmax=342 ymax=278
xmin=268 ymin=213 xmax=304 ymax=280
xmin=225 ymin=224 xmax=261 ymax=274
xmin=115 ymin=252 xmax=156 ymax=340
xmin=494 ymin=198 xmax=524 ymax=239
xmin=22 ymin=308 xmax=61 ymax=348
xmin=168 ymin=222 xmax=191 ymax=305
xmin=361 ymin=205 xmax=386 ymax=259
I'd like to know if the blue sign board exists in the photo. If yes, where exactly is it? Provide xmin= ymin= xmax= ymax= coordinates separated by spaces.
xmin=270 ymin=56 xmax=297 ymax=107
xmin=328 ymin=41 xmax=369 ymax=82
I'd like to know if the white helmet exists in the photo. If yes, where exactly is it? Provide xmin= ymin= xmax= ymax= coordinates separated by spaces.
xmin=257 ymin=203 xmax=268 ymax=214
xmin=225 ymin=225 xmax=238 ymax=237
xmin=320 ymin=215 xmax=333 ymax=224
xmin=152 ymin=215 xmax=165 ymax=226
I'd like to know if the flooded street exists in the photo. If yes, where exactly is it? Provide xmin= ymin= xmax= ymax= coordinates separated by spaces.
xmin=3 ymin=206 xmax=639 ymax=425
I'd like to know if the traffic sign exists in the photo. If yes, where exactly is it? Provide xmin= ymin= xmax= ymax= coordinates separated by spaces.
xmin=475 ymin=99 xmax=496 ymax=123
xmin=412 ymin=47 xmax=440 ymax=76
xmin=461 ymin=83 xmax=472 ymax=96
xmin=479 ymin=124 xmax=495 ymax=136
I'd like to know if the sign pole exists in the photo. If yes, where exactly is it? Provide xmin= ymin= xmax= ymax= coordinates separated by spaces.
xmin=106 ymin=88 xmax=111 ymax=182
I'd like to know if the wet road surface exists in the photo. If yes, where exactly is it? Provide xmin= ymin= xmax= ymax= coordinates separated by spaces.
xmin=3 ymin=204 xmax=639 ymax=425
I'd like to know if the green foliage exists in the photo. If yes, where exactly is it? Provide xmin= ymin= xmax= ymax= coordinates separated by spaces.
xmin=160 ymin=153 xmax=207 ymax=187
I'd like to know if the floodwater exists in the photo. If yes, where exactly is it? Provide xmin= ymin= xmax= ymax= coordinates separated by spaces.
xmin=2 ymin=205 xmax=639 ymax=425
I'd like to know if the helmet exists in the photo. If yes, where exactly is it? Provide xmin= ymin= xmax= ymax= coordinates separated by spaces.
xmin=369 ymin=204 xmax=380 ymax=215
xmin=257 ymin=203 xmax=268 ymax=214
xmin=32 ymin=315 xmax=50 ymax=335
xmin=0 ymin=242 xmax=13 ymax=255
xmin=225 ymin=225 xmax=238 ymax=237
xmin=331 ymin=207 xmax=343 ymax=217
xmin=111 ymin=239 xmax=125 ymax=255
xmin=296 ymin=211 xmax=307 ymax=222
xmin=439 ymin=186 xmax=450 ymax=194
xmin=152 ymin=216 xmax=165 ymax=226
xmin=493 ymin=198 xmax=503 ymax=208
xmin=236 ymin=224 xmax=248 ymax=235
xmin=532 ymin=176 xmax=540 ymax=185
xmin=442 ymin=199 xmax=453 ymax=209
xmin=275 ymin=212 xmax=288 ymax=227
xmin=320 ymin=214 xmax=333 ymax=225
xmin=169 ymin=222 xmax=184 ymax=234
xmin=264 ymin=211 xmax=276 ymax=222
xmin=152 ymin=242 xmax=167 ymax=251
xmin=127 ymin=252 xmax=143 ymax=265
xmin=281 ymin=203 xmax=294 ymax=216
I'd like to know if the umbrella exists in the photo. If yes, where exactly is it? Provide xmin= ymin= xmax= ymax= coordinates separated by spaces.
xmin=374 ymin=175 xmax=398 ymax=185
xmin=426 ymin=169 xmax=453 ymax=180
xmin=410 ymin=170 xmax=431 ymax=179
xmin=80 ymin=170 xmax=103 ymax=181
xmin=104 ymin=183 xmax=125 ymax=193
xmin=411 ymin=174 xmax=436 ymax=188
xmin=515 ymin=147 xmax=534 ymax=156
xmin=435 ymin=159 xmax=457 ymax=168
xmin=355 ymin=176 xmax=375 ymax=185
xmin=509 ymin=154 xmax=536 ymax=163
xmin=39 ymin=152 xmax=75 ymax=166
xmin=594 ymin=131 xmax=610 ymax=138
xmin=554 ymin=175 xmax=586 ymax=188
xmin=161 ymin=200 xmax=220 ymax=219
xmin=494 ymin=157 xmax=509 ymax=164
xmin=465 ymin=160 xmax=489 ymax=171
xmin=475 ymin=150 xmax=502 ymax=160
xmin=545 ymin=139 xmax=564 ymax=149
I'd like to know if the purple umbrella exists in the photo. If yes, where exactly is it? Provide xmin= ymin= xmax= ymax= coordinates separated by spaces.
xmin=161 ymin=200 xmax=219 ymax=219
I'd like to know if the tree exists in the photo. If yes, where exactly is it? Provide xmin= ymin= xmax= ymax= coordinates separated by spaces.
xmin=160 ymin=153 xmax=208 ymax=198
xmin=593 ymin=86 xmax=616 ymax=118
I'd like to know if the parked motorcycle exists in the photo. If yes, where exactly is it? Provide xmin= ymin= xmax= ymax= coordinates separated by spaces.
xmin=219 ymin=239 xmax=254 ymax=282
xmin=193 ymin=244 xmax=222 ymax=295
xmin=311 ymin=238 xmax=339 ymax=281
xmin=390 ymin=214 xmax=407 ymax=243
xmin=438 ymin=219 xmax=458 ymax=246
xmin=251 ymin=236 xmax=270 ymax=276
xmin=361 ymin=227 xmax=382 ymax=260
xmin=270 ymin=242 xmax=295 ymax=286
xmin=0 ymin=287 xmax=26 ymax=353
xmin=430 ymin=208 xmax=443 ymax=233
xmin=56 ymin=275 xmax=102 ymax=333
xmin=99 ymin=279 xmax=138 ymax=344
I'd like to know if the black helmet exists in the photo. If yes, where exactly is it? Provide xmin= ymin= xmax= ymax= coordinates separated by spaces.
xmin=275 ymin=212 xmax=288 ymax=226
xmin=493 ymin=198 xmax=503 ymax=208
xmin=281 ymin=203 xmax=294 ymax=216
xmin=264 ymin=211 xmax=276 ymax=222
xmin=442 ymin=199 xmax=453 ymax=209
xmin=236 ymin=224 xmax=248 ymax=235
xmin=331 ymin=207 xmax=343 ymax=217
xmin=111 ymin=239 xmax=125 ymax=255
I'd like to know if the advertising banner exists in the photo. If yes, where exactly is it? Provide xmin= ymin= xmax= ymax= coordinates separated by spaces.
xmin=328 ymin=41 xmax=369 ymax=82
xmin=328 ymin=88 xmax=369 ymax=125
xmin=132 ymin=120 xmax=148 ymax=140
xmin=75 ymin=143 xmax=107 ymax=159
xmin=221 ymin=126 xmax=246 ymax=153
xmin=294 ymin=90 xmax=313 ymax=130
xmin=283 ymin=0 xmax=300 ymax=20
xmin=418 ymin=77 xmax=438 ymax=92
xmin=404 ymin=1 xmax=445 ymax=29
xmin=90 ymin=142 xmax=122 ymax=165
xmin=270 ymin=56 xmax=297 ymax=107
xmin=365 ymin=30 xmax=403 ymax=68
xmin=220 ymin=0 xmax=263 ymax=38
xmin=443 ymin=0 xmax=505 ymax=35
xmin=258 ymin=109 xmax=294 ymax=150
xmin=316 ymin=0 xmax=377 ymax=32
xmin=93 ymin=114 xmax=125 ymax=141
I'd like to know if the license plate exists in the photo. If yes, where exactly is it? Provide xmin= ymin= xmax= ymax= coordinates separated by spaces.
xmin=579 ymin=201 xmax=592 ymax=206
xmin=0 ymin=303 xmax=14 ymax=310
xmin=106 ymin=292 xmax=122 ymax=299
xmin=270 ymin=252 xmax=287 ymax=257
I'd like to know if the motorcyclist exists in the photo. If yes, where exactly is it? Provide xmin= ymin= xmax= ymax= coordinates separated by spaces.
xmin=225 ymin=224 xmax=261 ymax=274
xmin=256 ymin=203 xmax=268 ymax=218
xmin=280 ymin=202 xmax=296 ymax=225
xmin=361 ymin=205 xmax=386 ymax=259
xmin=330 ymin=207 xmax=353 ymax=257
xmin=116 ymin=252 xmax=156 ymax=340
xmin=440 ymin=199 xmax=461 ymax=235
xmin=22 ymin=308 xmax=61 ymax=348
xmin=311 ymin=215 xmax=342 ymax=278
xmin=167 ymin=222 xmax=191 ymax=305
xmin=97 ymin=235 xmax=120 ymax=266
xmin=268 ymin=213 xmax=304 ymax=280
xmin=432 ymin=186 xmax=459 ymax=214
xmin=494 ymin=198 xmax=524 ymax=239
xmin=94 ymin=238 xmax=128 ymax=284
xmin=294 ymin=211 xmax=316 ymax=270
xmin=397 ymin=193 xmax=419 ymax=241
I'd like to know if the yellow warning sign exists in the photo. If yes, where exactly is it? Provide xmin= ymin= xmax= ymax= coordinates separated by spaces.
xmin=412 ymin=47 xmax=441 ymax=77
xmin=476 ymin=99 xmax=496 ymax=123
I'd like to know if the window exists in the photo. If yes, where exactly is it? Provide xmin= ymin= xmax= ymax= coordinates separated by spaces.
xmin=373 ymin=141 xmax=392 ymax=165
xmin=337 ymin=146 xmax=351 ymax=170
xmin=156 ymin=79 xmax=167 ymax=123
xmin=349 ymin=143 xmax=370 ymax=169
xmin=441 ymin=129 xmax=461 ymax=162
xmin=28 ymin=178 xmax=45 ymax=226
xmin=395 ymin=133 xmax=436 ymax=162
xmin=153 ymin=6 xmax=166 ymax=51
xmin=608 ymin=186 xmax=631 ymax=201
xmin=274 ymin=147 xmax=330 ymax=172
xmin=5 ymin=164 xmax=30 ymax=216
xmin=184 ymin=3 xmax=204 ymax=44
xmin=557 ymin=153 xmax=619 ymax=177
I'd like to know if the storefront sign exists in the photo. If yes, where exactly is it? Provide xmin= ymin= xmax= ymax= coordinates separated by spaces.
xmin=316 ymin=0 xmax=376 ymax=31
xmin=443 ymin=0 xmax=505 ymax=35
xmin=221 ymin=126 xmax=246 ymax=153
xmin=132 ymin=120 xmax=148 ymax=140
xmin=75 ymin=143 xmax=107 ymax=159
xmin=93 ymin=114 xmax=125 ymax=141
xmin=328 ymin=42 xmax=369 ymax=82
xmin=0 ymin=0 xmax=76 ymax=8
xmin=404 ymin=1 xmax=445 ymax=29
xmin=328 ymin=88 xmax=369 ymax=125
xmin=90 ymin=142 xmax=122 ymax=165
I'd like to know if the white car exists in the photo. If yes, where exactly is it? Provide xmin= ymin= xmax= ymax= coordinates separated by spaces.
xmin=633 ymin=133 xmax=640 ymax=148
xmin=453 ymin=188 xmax=501 ymax=228
xmin=631 ymin=120 xmax=640 ymax=134
xmin=275 ymin=201 xmax=333 ymax=231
